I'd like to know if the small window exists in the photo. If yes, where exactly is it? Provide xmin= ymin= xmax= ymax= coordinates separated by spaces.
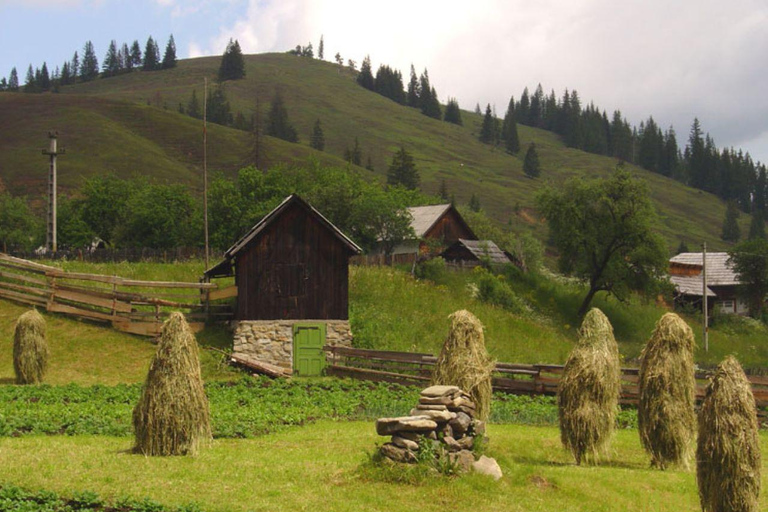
xmin=718 ymin=300 xmax=734 ymax=313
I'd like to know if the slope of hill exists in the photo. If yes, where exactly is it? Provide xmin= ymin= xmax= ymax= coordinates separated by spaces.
xmin=0 ymin=53 xmax=750 ymax=249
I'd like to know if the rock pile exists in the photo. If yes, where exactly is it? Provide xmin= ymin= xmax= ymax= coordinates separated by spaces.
xmin=376 ymin=385 xmax=499 ymax=476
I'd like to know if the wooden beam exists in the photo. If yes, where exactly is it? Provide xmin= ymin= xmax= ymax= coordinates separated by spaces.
xmin=208 ymin=285 xmax=238 ymax=301
xmin=53 ymin=288 xmax=132 ymax=313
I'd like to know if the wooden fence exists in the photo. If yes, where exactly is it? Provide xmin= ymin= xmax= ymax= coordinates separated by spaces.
xmin=350 ymin=253 xmax=417 ymax=267
xmin=0 ymin=253 xmax=236 ymax=336
xmin=9 ymin=247 xmax=214 ymax=263
xmin=324 ymin=345 xmax=768 ymax=420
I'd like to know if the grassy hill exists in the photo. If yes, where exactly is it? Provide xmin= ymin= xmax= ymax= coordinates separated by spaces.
xmin=0 ymin=53 xmax=751 ymax=249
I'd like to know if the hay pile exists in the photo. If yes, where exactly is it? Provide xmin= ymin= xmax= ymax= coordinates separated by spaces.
xmin=558 ymin=308 xmax=621 ymax=465
xmin=133 ymin=312 xmax=212 ymax=456
xmin=431 ymin=310 xmax=495 ymax=421
xmin=13 ymin=309 xmax=49 ymax=384
xmin=638 ymin=313 xmax=696 ymax=469
xmin=697 ymin=356 xmax=761 ymax=512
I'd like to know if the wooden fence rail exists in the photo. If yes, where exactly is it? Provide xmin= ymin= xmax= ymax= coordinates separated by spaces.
xmin=324 ymin=345 xmax=768 ymax=420
xmin=0 ymin=253 xmax=235 ymax=337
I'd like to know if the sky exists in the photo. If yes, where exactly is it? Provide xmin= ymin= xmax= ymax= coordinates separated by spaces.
xmin=2 ymin=0 xmax=768 ymax=164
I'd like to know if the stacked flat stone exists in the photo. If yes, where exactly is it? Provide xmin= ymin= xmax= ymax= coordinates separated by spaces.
xmin=375 ymin=385 xmax=486 ymax=469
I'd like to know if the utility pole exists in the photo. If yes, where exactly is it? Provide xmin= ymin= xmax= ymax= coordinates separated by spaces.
xmin=42 ymin=132 xmax=64 ymax=253
xmin=702 ymin=242 xmax=708 ymax=352
xmin=203 ymin=78 xmax=209 ymax=269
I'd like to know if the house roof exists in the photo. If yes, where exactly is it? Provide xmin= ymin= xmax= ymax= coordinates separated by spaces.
xmin=669 ymin=252 xmax=739 ymax=286
xmin=446 ymin=239 xmax=512 ymax=265
xmin=669 ymin=275 xmax=716 ymax=297
xmin=407 ymin=204 xmax=453 ymax=238
xmin=204 ymin=194 xmax=361 ymax=278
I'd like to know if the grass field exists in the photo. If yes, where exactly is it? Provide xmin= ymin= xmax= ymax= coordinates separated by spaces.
xmin=0 ymin=53 xmax=751 ymax=251
xmin=0 ymin=421 xmax=765 ymax=512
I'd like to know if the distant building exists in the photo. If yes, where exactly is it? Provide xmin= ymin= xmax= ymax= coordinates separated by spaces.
xmin=440 ymin=239 xmax=515 ymax=268
xmin=377 ymin=203 xmax=477 ymax=257
xmin=669 ymin=252 xmax=746 ymax=315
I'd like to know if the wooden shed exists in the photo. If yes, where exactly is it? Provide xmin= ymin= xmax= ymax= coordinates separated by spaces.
xmin=204 ymin=194 xmax=361 ymax=376
xmin=440 ymin=239 xmax=515 ymax=268
xmin=377 ymin=203 xmax=477 ymax=257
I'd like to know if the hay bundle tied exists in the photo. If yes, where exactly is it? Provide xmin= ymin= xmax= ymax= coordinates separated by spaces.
xmin=697 ymin=356 xmax=761 ymax=512
xmin=558 ymin=308 xmax=621 ymax=465
xmin=431 ymin=310 xmax=495 ymax=421
xmin=638 ymin=312 xmax=696 ymax=469
xmin=13 ymin=309 xmax=49 ymax=385
xmin=133 ymin=312 xmax=211 ymax=456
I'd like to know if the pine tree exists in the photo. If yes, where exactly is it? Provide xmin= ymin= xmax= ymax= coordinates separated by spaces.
xmin=474 ymin=103 xmax=481 ymax=115
xmin=351 ymin=137 xmax=362 ymax=166
xmin=501 ymin=96 xmax=520 ymax=154
xmin=357 ymin=55 xmax=375 ymax=90
xmin=387 ymin=147 xmax=420 ymax=190
xmin=318 ymin=35 xmax=324 ymax=60
xmin=23 ymin=65 xmax=35 ymax=93
xmin=406 ymin=64 xmax=420 ymax=108
xmin=130 ymin=41 xmax=142 ymax=68
xmin=479 ymin=104 xmax=495 ymax=144
xmin=143 ymin=37 xmax=160 ymax=71
xmin=418 ymin=70 xmax=441 ymax=119
xmin=439 ymin=179 xmax=449 ymax=201
xmin=517 ymin=87 xmax=530 ymax=125
xmin=206 ymin=86 xmax=233 ymax=125
xmin=266 ymin=91 xmax=298 ymax=142
xmin=39 ymin=63 xmax=50 ymax=90
xmin=443 ymin=97 xmax=463 ymax=125
xmin=103 ymin=40 xmax=120 ymax=77
xmin=749 ymin=210 xmax=766 ymax=240
xmin=523 ymin=143 xmax=541 ymax=178
xmin=0 ymin=78 xmax=6 ymax=92
xmin=8 ymin=67 xmax=19 ymax=91
xmin=721 ymin=200 xmax=741 ymax=242
xmin=469 ymin=193 xmax=481 ymax=212
xmin=310 ymin=119 xmax=324 ymax=151
xmin=218 ymin=39 xmax=245 ymax=81
xmin=80 ymin=41 xmax=99 ymax=81
xmin=186 ymin=89 xmax=201 ymax=119
xmin=70 ymin=51 xmax=79 ymax=81
xmin=162 ymin=35 xmax=177 ymax=69
xmin=121 ymin=43 xmax=132 ymax=72
xmin=676 ymin=240 xmax=689 ymax=254
xmin=365 ymin=156 xmax=374 ymax=171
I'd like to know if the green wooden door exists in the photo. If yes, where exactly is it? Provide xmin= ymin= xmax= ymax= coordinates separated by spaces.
xmin=293 ymin=323 xmax=326 ymax=376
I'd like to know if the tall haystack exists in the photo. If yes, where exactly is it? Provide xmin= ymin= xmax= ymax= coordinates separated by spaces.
xmin=133 ymin=312 xmax=212 ymax=456
xmin=638 ymin=312 xmax=696 ymax=469
xmin=431 ymin=310 xmax=495 ymax=421
xmin=697 ymin=356 xmax=761 ymax=512
xmin=13 ymin=309 xmax=48 ymax=384
xmin=558 ymin=308 xmax=621 ymax=465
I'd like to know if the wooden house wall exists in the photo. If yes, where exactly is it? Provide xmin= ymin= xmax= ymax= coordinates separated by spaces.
xmin=441 ymin=244 xmax=476 ymax=262
xmin=421 ymin=209 xmax=476 ymax=254
xmin=669 ymin=262 xmax=701 ymax=277
xmin=235 ymin=203 xmax=350 ymax=320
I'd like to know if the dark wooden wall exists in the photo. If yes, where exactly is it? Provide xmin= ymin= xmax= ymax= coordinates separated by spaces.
xmin=424 ymin=208 xmax=476 ymax=247
xmin=235 ymin=202 xmax=351 ymax=320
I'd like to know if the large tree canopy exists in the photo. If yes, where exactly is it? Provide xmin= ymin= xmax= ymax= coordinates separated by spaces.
xmin=728 ymin=238 xmax=768 ymax=318
xmin=536 ymin=168 xmax=668 ymax=317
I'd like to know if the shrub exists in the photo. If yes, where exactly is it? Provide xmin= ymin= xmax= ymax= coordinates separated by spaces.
xmin=471 ymin=267 xmax=526 ymax=314
xmin=414 ymin=256 xmax=447 ymax=283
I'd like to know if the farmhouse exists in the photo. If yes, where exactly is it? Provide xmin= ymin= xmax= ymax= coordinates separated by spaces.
xmin=204 ymin=194 xmax=361 ymax=376
xmin=440 ymin=239 xmax=515 ymax=268
xmin=668 ymin=252 xmax=746 ymax=315
xmin=379 ymin=203 xmax=477 ymax=257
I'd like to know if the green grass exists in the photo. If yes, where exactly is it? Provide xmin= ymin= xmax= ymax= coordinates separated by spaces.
xmin=0 ymin=53 xmax=752 ymax=251
xmin=0 ymin=421 xmax=765 ymax=512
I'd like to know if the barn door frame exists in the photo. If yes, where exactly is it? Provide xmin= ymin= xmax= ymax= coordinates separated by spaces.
xmin=292 ymin=322 xmax=327 ymax=376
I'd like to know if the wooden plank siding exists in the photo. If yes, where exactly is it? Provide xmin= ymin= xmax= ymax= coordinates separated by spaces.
xmin=419 ymin=208 xmax=476 ymax=253
xmin=235 ymin=200 xmax=353 ymax=320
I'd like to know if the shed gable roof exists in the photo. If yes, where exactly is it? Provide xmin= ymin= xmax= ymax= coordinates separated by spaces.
xmin=407 ymin=204 xmax=475 ymax=239
xmin=669 ymin=252 xmax=739 ymax=286
xmin=447 ymin=239 xmax=512 ymax=265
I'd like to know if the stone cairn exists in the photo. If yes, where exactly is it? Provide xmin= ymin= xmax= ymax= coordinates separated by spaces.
xmin=375 ymin=385 xmax=501 ymax=477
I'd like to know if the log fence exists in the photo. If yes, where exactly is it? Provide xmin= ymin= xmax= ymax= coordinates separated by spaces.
xmin=0 ymin=253 xmax=235 ymax=337
xmin=324 ymin=345 xmax=768 ymax=420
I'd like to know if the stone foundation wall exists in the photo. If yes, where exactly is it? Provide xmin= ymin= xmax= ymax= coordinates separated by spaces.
xmin=232 ymin=320 xmax=353 ymax=371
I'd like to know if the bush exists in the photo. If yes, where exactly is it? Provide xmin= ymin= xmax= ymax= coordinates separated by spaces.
xmin=471 ymin=267 xmax=527 ymax=314
xmin=414 ymin=257 xmax=447 ymax=283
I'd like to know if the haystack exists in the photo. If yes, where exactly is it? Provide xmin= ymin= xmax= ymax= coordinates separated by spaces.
xmin=697 ymin=356 xmax=761 ymax=512
xmin=638 ymin=312 xmax=696 ymax=469
xmin=558 ymin=308 xmax=621 ymax=465
xmin=133 ymin=312 xmax=211 ymax=456
xmin=13 ymin=309 xmax=48 ymax=384
xmin=431 ymin=310 xmax=495 ymax=421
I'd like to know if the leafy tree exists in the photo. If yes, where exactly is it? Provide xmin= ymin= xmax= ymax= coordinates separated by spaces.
xmin=318 ymin=35 xmax=324 ymax=60
xmin=302 ymin=42 xmax=314 ymax=58
xmin=721 ymin=200 xmax=741 ymax=242
xmin=79 ymin=174 xmax=133 ymax=246
xmin=8 ymin=67 xmax=19 ymax=91
xmin=57 ymin=197 xmax=95 ymax=248
xmin=479 ymin=104 xmax=495 ymax=144
xmin=728 ymin=239 xmax=768 ymax=318
xmin=443 ymin=97 xmax=463 ymax=125
xmin=218 ymin=39 xmax=245 ymax=81
xmin=749 ymin=210 xmax=765 ymax=240
xmin=347 ymin=59 xmax=356 ymax=70
xmin=501 ymin=96 xmax=520 ymax=154
xmin=186 ymin=89 xmax=201 ymax=119
xmin=357 ymin=55 xmax=375 ymax=90
xmin=0 ymin=193 xmax=39 ymax=251
xmin=536 ymin=168 xmax=668 ymax=317
xmin=142 ymin=36 xmax=160 ymax=71
xmin=310 ymin=119 xmax=325 ymax=151
xmin=0 ymin=77 xmax=6 ymax=91
xmin=162 ymin=35 xmax=177 ymax=69
xmin=334 ymin=52 xmax=343 ymax=65
xmin=523 ymin=143 xmax=540 ymax=178
xmin=406 ymin=64 xmax=420 ymax=108
xmin=266 ymin=91 xmax=298 ymax=142
xmin=387 ymin=147 xmax=420 ymax=190
xmin=80 ymin=41 xmax=99 ymax=81
xmin=469 ymin=193 xmax=481 ymax=212
xmin=130 ymin=41 xmax=142 ymax=68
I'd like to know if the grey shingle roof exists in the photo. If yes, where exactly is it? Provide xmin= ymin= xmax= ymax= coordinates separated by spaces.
xmin=669 ymin=252 xmax=739 ymax=286
xmin=669 ymin=275 xmax=716 ymax=297
xmin=406 ymin=204 xmax=452 ymax=238
xmin=454 ymin=239 xmax=512 ymax=265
